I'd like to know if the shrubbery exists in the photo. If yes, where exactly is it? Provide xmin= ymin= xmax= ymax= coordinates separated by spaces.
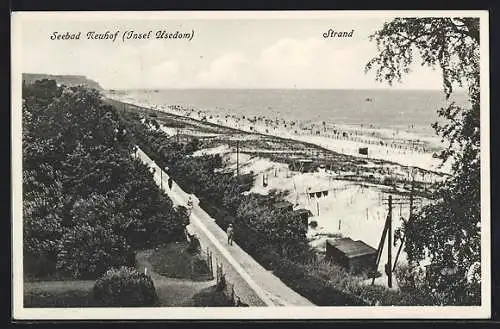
xmin=23 ymin=81 xmax=186 ymax=280
xmin=93 ymin=266 xmax=158 ymax=307
xmin=186 ymin=234 xmax=201 ymax=254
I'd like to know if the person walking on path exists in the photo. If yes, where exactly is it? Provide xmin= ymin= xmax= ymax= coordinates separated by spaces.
xmin=167 ymin=177 xmax=173 ymax=189
xmin=226 ymin=223 xmax=234 ymax=246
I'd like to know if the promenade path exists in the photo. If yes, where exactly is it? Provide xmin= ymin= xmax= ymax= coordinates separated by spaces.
xmin=136 ymin=147 xmax=314 ymax=307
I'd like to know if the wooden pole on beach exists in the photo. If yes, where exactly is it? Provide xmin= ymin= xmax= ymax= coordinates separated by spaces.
xmin=387 ymin=195 xmax=393 ymax=288
xmin=393 ymin=179 xmax=414 ymax=272
xmin=236 ymin=140 xmax=240 ymax=178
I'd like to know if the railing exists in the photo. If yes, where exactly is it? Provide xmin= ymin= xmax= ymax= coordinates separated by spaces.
xmin=214 ymin=257 xmax=249 ymax=307
xmin=186 ymin=228 xmax=248 ymax=306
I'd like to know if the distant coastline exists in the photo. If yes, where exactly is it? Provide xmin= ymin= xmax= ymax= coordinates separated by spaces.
xmin=108 ymin=91 xmax=454 ymax=173
xmin=22 ymin=73 xmax=103 ymax=90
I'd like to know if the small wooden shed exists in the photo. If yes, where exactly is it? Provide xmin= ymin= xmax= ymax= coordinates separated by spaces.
xmin=325 ymin=238 xmax=377 ymax=274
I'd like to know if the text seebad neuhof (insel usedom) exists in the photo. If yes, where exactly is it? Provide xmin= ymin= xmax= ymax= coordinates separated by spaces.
xmin=49 ymin=30 xmax=195 ymax=42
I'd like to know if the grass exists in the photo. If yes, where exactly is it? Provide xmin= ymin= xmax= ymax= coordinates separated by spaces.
xmin=183 ymin=285 xmax=233 ymax=307
xmin=24 ymin=280 xmax=99 ymax=307
xmin=148 ymin=241 xmax=213 ymax=281
xmin=24 ymin=242 xmax=219 ymax=308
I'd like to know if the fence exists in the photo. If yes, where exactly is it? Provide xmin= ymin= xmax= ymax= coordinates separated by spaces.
xmin=186 ymin=229 xmax=249 ymax=307
xmin=214 ymin=257 xmax=249 ymax=307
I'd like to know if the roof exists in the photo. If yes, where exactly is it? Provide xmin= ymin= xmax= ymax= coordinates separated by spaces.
xmin=327 ymin=238 xmax=377 ymax=258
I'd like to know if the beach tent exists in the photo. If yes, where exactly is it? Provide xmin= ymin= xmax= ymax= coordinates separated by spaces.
xmin=359 ymin=147 xmax=368 ymax=156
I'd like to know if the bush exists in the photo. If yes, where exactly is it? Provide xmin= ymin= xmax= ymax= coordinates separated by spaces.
xmin=273 ymin=258 xmax=367 ymax=306
xmin=186 ymin=234 xmax=201 ymax=254
xmin=256 ymin=245 xmax=281 ymax=270
xmin=190 ymin=286 xmax=233 ymax=307
xmin=93 ymin=266 xmax=158 ymax=307
xmin=24 ymin=251 xmax=57 ymax=279
xmin=56 ymin=223 xmax=135 ymax=279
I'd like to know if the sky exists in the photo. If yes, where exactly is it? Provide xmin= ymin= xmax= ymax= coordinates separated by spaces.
xmin=15 ymin=12 xmax=446 ymax=90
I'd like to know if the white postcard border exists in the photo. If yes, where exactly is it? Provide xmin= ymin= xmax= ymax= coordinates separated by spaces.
xmin=11 ymin=10 xmax=491 ymax=320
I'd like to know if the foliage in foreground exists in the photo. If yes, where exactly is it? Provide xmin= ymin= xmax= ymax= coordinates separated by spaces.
xmin=23 ymin=80 xmax=187 ymax=280
xmin=93 ymin=266 xmax=158 ymax=307
xmin=366 ymin=17 xmax=481 ymax=304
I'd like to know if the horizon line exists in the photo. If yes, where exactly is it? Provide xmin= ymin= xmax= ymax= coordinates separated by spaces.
xmin=105 ymin=87 xmax=449 ymax=92
xmin=22 ymin=72 xmax=463 ymax=93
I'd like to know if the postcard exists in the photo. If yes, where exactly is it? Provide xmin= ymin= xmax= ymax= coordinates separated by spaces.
xmin=11 ymin=10 xmax=490 ymax=320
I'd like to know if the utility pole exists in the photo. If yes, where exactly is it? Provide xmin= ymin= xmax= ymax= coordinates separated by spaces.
xmin=393 ymin=178 xmax=415 ymax=272
xmin=236 ymin=140 xmax=240 ymax=178
xmin=373 ymin=194 xmax=393 ymax=287
xmin=387 ymin=195 xmax=392 ymax=288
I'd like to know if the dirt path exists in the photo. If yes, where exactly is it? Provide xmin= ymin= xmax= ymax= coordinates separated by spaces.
xmin=136 ymin=250 xmax=216 ymax=307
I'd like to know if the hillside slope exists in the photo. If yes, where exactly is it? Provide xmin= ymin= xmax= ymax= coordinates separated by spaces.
xmin=22 ymin=73 xmax=103 ymax=90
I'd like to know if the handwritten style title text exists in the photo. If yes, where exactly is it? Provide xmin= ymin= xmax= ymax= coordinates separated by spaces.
xmin=50 ymin=30 xmax=195 ymax=42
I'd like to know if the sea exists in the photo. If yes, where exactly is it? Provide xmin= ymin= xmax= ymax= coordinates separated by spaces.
xmin=120 ymin=89 xmax=470 ymax=137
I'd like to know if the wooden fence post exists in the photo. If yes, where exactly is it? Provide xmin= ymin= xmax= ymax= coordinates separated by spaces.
xmin=210 ymin=252 xmax=214 ymax=276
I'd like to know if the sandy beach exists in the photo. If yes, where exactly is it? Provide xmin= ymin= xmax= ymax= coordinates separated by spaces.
xmin=110 ymin=93 xmax=449 ymax=174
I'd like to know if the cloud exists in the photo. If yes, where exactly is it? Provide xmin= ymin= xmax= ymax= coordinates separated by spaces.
xmin=256 ymin=37 xmax=345 ymax=88
xmin=194 ymin=37 xmax=444 ymax=89
xmin=258 ymin=38 xmax=325 ymax=71
xmin=196 ymin=52 xmax=251 ymax=87
xmin=195 ymin=37 xmax=370 ymax=89
xmin=145 ymin=60 xmax=180 ymax=88
xmin=93 ymin=41 xmax=181 ymax=89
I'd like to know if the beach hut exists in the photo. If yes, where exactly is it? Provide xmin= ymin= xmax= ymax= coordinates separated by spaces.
xmin=325 ymin=238 xmax=377 ymax=274
xmin=290 ymin=159 xmax=314 ymax=173
xmin=358 ymin=147 xmax=368 ymax=156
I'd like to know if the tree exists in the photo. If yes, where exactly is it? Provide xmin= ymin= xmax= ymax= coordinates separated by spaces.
xmin=23 ymin=81 xmax=187 ymax=279
xmin=183 ymin=137 xmax=200 ymax=154
xmin=236 ymin=191 xmax=308 ymax=257
xmin=56 ymin=222 xmax=133 ymax=279
xmin=366 ymin=17 xmax=480 ymax=304
xmin=93 ymin=266 xmax=158 ymax=307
